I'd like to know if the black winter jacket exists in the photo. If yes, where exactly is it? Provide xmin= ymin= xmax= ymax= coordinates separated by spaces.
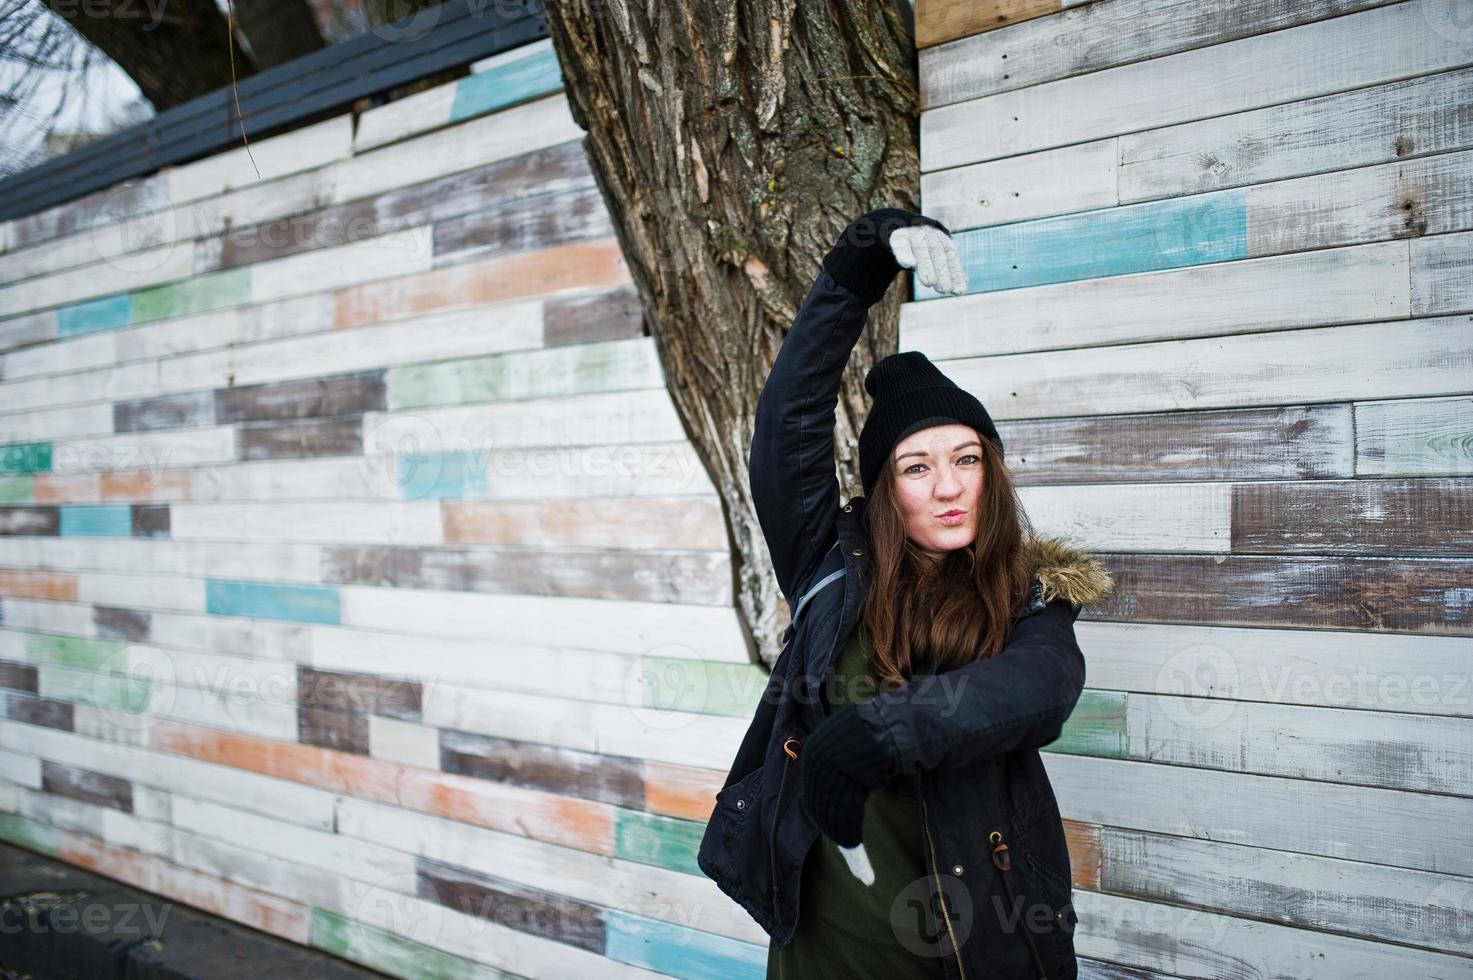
xmin=696 ymin=259 xmax=1115 ymax=980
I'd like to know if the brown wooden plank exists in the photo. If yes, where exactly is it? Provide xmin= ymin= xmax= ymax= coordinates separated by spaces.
xmin=1095 ymin=553 xmax=1473 ymax=633
xmin=0 ymin=569 xmax=78 ymax=602
xmin=543 ymin=284 xmax=645 ymax=347
xmin=415 ymin=854 xmax=606 ymax=954
xmin=915 ymin=0 xmax=1059 ymax=49
xmin=93 ymin=605 xmax=151 ymax=641
xmin=439 ymin=729 xmax=644 ymax=809
xmin=319 ymin=544 xmax=731 ymax=604
xmin=214 ymin=371 xmax=387 ymax=423
xmin=113 ymin=391 xmax=215 ymax=434
xmin=5 ymin=692 xmax=73 ymax=731
xmin=298 ymin=666 xmax=422 ymax=721
xmin=100 ymin=469 xmax=192 ymax=503
xmin=1063 ymin=817 xmax=1102 ymax=893
xmin=642 ymin=760 xmax=724 ymax=823
xmin=216 ymin=140 xmax=594 ymax=269
xmin=296 ymin=703 xmax=370 ymax=755
xmin=0 ymin=658 xmax=39 ymax=693
xmin=431 ymin=184 xmax=613 ymax=265
xmin=40 ymin=759 xmax=133 ymax=813
xmin=0 ymin=508 xmax=59 ymax=535
xmin=238 ymin=416 xmax=364 ymax=460
xmin=1233 ymin=478 xmax=1473 ymax=555
xmin=130 ymin=504 xmax=170 ymax=538
xmin=33 ymin=474 xmax=100 ymax=505
xmin=1004 ymin=404 xmax=1353 ymax=485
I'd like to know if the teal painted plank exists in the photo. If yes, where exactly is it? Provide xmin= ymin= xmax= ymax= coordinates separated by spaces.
xmin=0 ymin=476 xmax=33 ymax=504
xmin=206 ymin=579 xmax=341 ymax=624
xmin=450 ymin=46 xmax=565 ymax=122
xmin=396 ymin=453 xmax=490 ymax=500
xmin=915 ymin=190 xmax=1248 ymax=298
xmin=59 ymin=504 xmax=132 ymax=536
xmin=24 ymin=633 xmax=125 ymax=671
xmin=640 ymin=656 xmax=767 ymax=718
xmin=131 ymin=267 xmax=251 ymax=324
xmin=605 ymin=910 xmax=765 ymax=980
xmin=613 ymin=808 xmax=705 ymax=875
xmin=57 ymin=293 xmax=131 ymax=336
xmin=0 ymin=442 xmax=51 ymax=475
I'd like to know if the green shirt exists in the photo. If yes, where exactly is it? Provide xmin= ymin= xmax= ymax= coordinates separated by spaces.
xmin=766 ymin=623 xmax=948 ymax=979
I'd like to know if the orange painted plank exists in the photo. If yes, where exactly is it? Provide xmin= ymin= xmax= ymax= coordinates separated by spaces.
xmin=58 ymin=830 xmax=313 ymax=943
xmin=443 ymin=497 xmax=728 ymax=550
xmin=147 ymin=721 xmax=613 ymax=854
xmin=33 ymin=473 xmax=101 ymax=504
xmin=333 ymin=240 xmax=630 ymax=329
xmin=1063 ymin=817 xmax=1101 ymax=892
xmin=915 ymin=0 xmax=1060 ymax=49
xmin=102 ymin=469 xmax=193 ymax=501
xmin=0 ymin=569 xmax=78 ymax=602
xmin=644 ymin=761 xmax=725 ymax=822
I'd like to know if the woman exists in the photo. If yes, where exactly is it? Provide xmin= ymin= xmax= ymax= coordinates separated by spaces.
xmin=696 ymin=208 xmax=1113 ymax=980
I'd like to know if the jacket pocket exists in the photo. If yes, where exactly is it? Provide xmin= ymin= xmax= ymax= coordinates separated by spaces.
xmin=702 ymin=766 xmax=764 ymax=879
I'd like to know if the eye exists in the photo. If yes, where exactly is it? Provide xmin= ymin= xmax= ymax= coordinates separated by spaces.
xmin=958 ymin=454 xmax=980 ymax=465
xmin=903 ymin=462 xmax=927 ymax=475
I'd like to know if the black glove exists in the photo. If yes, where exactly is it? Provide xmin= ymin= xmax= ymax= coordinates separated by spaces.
xmin=821 ymin=207 xmax=952 ymax=306
xmin=798 ymin=703 xmax=894 ymax=848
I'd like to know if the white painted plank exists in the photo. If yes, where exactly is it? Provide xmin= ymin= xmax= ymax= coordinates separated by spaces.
xmin=940 ymin=316 xmax=1471 ymax=420
xmin=900 ymin=239 xmax=1410 ymax=360
xmin=922 ymin=0 xmax=1473 ymax=171
xmin=169 ymin=500 xmax=445 ymax=545
xmin=1078 ymin=618 xmax=1473 ymax=718
xmin=1354 ymin=394 xmax=1473 ymax=477
xmin=1018 ymin=481 xmax=1231 ymax=552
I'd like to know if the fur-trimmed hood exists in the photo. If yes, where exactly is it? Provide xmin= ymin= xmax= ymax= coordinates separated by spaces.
xmin=1021 ymin=535 xmax=1116 ymax=610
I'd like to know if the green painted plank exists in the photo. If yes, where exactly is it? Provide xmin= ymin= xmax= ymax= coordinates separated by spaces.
xmin=37 ymin=663 xmax=152 ymax=714
xmin=0 ymin=442 xmax=52 ymax=475
xmin=24 ymin=633 xmax=126 ymax=671
xmin=386 ymin=339 xmax=660 ymax=411
xmin=131 ymin=267 xmax=251 ymax=324
xmin=640 ymin=657 xmax=767 ymax=718
xmin=309 ymin=908 xmax=512 ymax=980
xmin=0 ymin=475 xmax=35 ymax=504
xmin=0 ymin=812 xmax=63 ymax=856
xmin=613 ymin=808 xmax=705 ymax=876
xmin=1047 ymin=689 xmax=1129 ymax=758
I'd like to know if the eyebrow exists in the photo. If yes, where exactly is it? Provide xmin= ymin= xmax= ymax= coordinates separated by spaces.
xmin=896 ymin=440 xmax=982 ymax=462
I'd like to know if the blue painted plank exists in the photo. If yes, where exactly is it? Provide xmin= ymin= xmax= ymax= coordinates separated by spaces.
xmin=915 ymin=189 xmax=1249 ymax=299
xmin=449 ymin=46 xmax=564 ymax=122
xmin=396 ymin=453 xmax=490 ymax=500
xmin=58 ymin=505 xmax=133 ymax=536
xmin=604 ymin=910 xmax=765 ymax=980
xmin=56 ymin=293 xmax=132 ymax=337
xmin=206 ymin=580 xmax=342 ymax=624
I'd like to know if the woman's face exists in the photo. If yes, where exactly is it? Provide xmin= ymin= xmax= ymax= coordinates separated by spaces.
xmin=890 ymin=423 xmax=984 ymax=561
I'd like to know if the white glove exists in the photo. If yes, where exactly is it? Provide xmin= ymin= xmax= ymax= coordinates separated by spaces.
xmin=839 ymin=841 xmax=875 ymax=886
xmin=889 ymin=224 xmax=968 ymax=296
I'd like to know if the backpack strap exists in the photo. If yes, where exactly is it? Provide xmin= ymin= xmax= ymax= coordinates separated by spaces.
xmin=781 ymin=544 xmax=846 ymax=644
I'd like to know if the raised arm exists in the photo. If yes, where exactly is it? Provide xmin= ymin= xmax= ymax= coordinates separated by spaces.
xmin=749 ymin=208 xmax=959 ymax=606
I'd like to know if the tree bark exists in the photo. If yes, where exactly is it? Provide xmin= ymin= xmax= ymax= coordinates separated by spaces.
xmin=233 ymin=0 xmax=326 ymax=70
xmin=542 ymin=0 xmax=921 ymax=668
xmin=42 ymin=0 xmax=253 ymax=110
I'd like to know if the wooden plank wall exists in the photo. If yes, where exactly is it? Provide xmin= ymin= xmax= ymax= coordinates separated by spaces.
xmin=0 ymin=38 xmax=778 ymax=979
xmin=910 ymin=0 xmax=1472 ymax=976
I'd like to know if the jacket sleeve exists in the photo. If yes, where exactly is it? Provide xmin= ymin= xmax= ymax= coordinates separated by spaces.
xmin=854 ymin=598 xmax=1087 ymax=774
xmin=749 ymin=269 xmax=872 ymax=607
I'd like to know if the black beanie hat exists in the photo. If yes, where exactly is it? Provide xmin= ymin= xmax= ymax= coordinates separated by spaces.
xmin=858 ymin=351 xmax=1003 ymax=494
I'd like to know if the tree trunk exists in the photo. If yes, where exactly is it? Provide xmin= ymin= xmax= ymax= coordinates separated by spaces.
xmin=42 ymin=0 xmax=253 ymax=111
xmin=234 ymin=0 xmax=326 ymax=70
xmin=542 ymin=0 xmax=921 ymax=668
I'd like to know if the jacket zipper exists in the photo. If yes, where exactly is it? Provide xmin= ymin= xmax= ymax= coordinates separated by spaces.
xmin=919 ymin=792 xmax=968 ymax=980
xmin=770 ymin=736 xmax=800 ymax=907
xmin=989 ymin=829 xmax=1049 ymax=979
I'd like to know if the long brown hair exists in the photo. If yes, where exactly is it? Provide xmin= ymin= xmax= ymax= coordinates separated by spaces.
xmin=857 ymin=435 xmax=1036 ymax=690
